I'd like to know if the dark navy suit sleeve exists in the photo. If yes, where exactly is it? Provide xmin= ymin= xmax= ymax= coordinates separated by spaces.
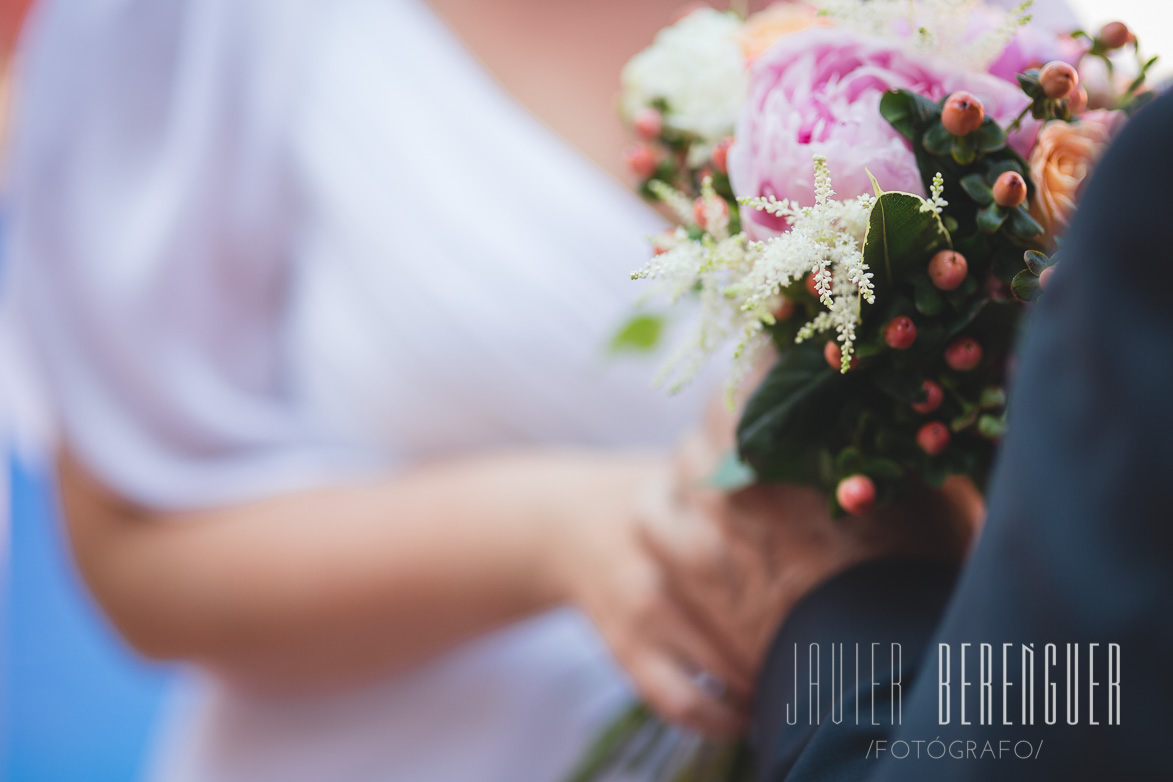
xmin=755 ymin=91 xmax=1173 ymax=781
xmin=754 ymin=560 xmax=957 ymax=781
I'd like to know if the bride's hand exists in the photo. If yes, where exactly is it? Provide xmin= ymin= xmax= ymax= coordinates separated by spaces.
xmin=551 ymin=453 xmax=754 ymax=738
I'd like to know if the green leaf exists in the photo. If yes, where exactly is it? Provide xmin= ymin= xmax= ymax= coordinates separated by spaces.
xmin=971 ymin=120 xmax=1008 ymax=154
xmin=960 ymin=173 xmax=994 ymax=205
xmin=978 ymin=413 xmax=1008 ymax=440
xmin=991 ymin=247 xmax=1026 ymax=281
xmin=818 ymin=448 xmax=836 ymax=487
xmin=880 ymin=89 xmax=940 ymax=141
xmin=874 ymin=364 xmax=924 ymax=403
xmin=835 ymin=447 xmax=863 ymax=475
xmin=736 ymin=347 xmax=852 ymax=479
xmin=909 ymin=297 xmax=991 ymax=362
xmin=951 ymin=135 xmax=977 ymax=165
xmin=1023 ymin=250 xmax=1052 ymax=275
xmin=979 ymin=386 xmax=1007 ymax=409
xmin=944 ymin=274 xmax=979 ymax=309
xmin=862 ymin=188 xmax=951 ymax=289
xmin=985 ymin=159 xmax=1025 ymax=179
xmin=608 ymin=313 xmax=665 ymax=353
xmin=1016 ymin=71 xmax=1043 ymax=99
xmin=976 ymin=202 xmax=1009 ymax=234
xmin=877 ymin=427 xmax=924 ymax=461
xmin=703 ymin=451 xmax=757 ymax=492
xmin=1007 ymin=205 xmax=1044 ymax=240
xmin=1011 ymin=269 xmax=1042 ymax=301
xmin=854 ymin=342 xmax=884 ymax=360
xmin=922 ymin=122 xmax=953 ymax=156
xmin=969 ymin=298 xmax=1024 ymax=352
xmin=862 ymin=457 xmax=904 ymax=481
xmin=914 ymin=282 xmax=945 ymax=316
xmin=1124 ymin=89 xmax=1157 ymax=116
xmin=1125 ymin=55 xmax=1158 ymax=97
xmin=921 ymin=461 xmax=949 ymax=487
xmin=951 ymin=403 xmax=980 ymax=432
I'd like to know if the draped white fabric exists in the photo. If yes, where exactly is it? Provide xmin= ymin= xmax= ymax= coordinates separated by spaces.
xmin=3 ymin=1 xmax=718 ymax=779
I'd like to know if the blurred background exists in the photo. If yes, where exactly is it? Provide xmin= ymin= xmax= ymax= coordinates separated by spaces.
xmin=0 ymin=1 xmax=1170 ymax=780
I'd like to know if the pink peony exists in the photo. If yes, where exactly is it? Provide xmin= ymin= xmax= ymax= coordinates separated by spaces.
xmin=728 ymin=28 xmax=1035 ymax=239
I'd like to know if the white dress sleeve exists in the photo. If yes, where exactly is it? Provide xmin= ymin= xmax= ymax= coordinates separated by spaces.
xmin=4 ymin=0 xmax=382 ymax=509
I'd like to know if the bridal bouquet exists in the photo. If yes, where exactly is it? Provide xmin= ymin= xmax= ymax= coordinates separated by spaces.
xmin=582 ymin=1 xmax=1155 ymax=779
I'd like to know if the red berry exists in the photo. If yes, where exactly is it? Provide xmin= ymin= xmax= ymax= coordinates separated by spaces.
xmin=928 ymin=250 xmax=968 ymax=291
xmin=624 ymin=143 xmax=659 ymax=179
xmin=1039 ymin=61 xmax=1079 ymax=100
xmin=941 ymin=91 xmax=985 ymax=136
xmin=992 ymin=171 xmax=1027 ymax=208
xmin=692 ymin=197 xmax=729 ymax=230
xmin=633 ymin=108 xmax=663 ymax=140
xmin=772 ymin=295 xmax=796 ymax=322
xmin=824 ymin=340 xmax=858 ymax=371
xmin=836 ymin=474 xmax=876 ymax=516
xmin=1067 ymin=87 xmax=1088 ymax=115
xmin=884 ymin=316 xmax=917 ymax=350
xmin=1099 ymin=21 xmax=1134 ymax=50
xmin=912 ymin=379 xmax=944 ymax=414
xmin=1039 ymin=265 xmax=1055 ymax=290
xmin=917 ymin=422 xmax=951 ymax=456
xmin=945 ymin=337 xmax=982 ymax=371
xmin=712 ymin=137 xmax=734 ymax=174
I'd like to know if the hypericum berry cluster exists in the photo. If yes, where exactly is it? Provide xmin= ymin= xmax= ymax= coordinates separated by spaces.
xmin=621 ymin=102 xmax=740 ymax=229
xmin=1011 ymin=60 xmax=1083 ymax=126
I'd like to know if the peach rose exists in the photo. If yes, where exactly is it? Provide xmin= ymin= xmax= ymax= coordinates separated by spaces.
xmin=1028 ymin=110 xmax=1124 ymax=238
xmin=737 ymin=2 xmax=825 ymax=62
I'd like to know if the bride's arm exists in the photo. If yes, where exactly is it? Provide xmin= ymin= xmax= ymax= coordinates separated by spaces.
xmin=58 ymin=445 xmax=749 ymax=733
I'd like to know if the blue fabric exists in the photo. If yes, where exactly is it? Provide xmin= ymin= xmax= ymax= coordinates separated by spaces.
xmin=0 ymin=172 xmax=174 ymax=782
xmin=2 ymin=448 xmax=176 ymax=780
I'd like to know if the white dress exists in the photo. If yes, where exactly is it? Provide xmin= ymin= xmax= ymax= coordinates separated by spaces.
xmin=2 ymin=1 xmax=714 ymax=780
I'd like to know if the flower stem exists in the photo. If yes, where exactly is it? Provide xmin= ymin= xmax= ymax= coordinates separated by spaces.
xmin=1005 ymin=104 xmax=1032 ymax=135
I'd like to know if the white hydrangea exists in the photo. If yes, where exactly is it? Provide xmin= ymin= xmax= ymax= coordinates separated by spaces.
xmin=633 ymin=157 xmax=877 ymax=394
xmin=619 ymin=9 xmax=748 ymax=141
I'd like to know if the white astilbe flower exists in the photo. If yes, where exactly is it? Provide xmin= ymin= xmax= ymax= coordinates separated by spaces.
xmin=796 ymin=270 xmax=866 ymax=372
xmin=928 ymin=172 xmax=949 ymax=215
xmin=647 ymin=180 xmax=696 ymax=225
xmin=633 ymin=156 xmax=878 ymax=395
xmin=736 ymin=156 xmax=875 ymax=318
xmin=813 ymin=0 xmax=1034 ymax=71
xmin=698 ymin=176 xmax=730 ymax=242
